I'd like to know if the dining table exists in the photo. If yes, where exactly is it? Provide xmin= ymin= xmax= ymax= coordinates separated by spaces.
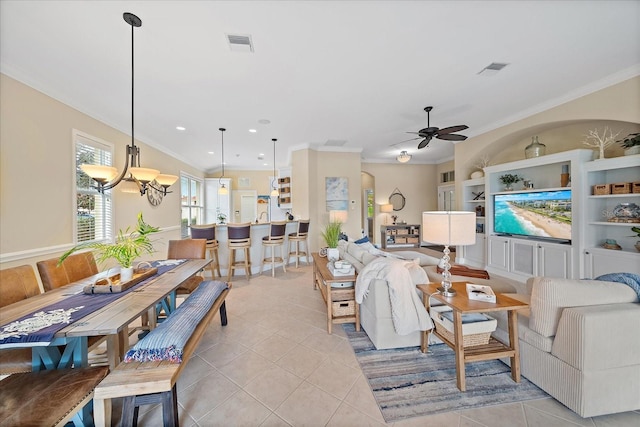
xmin=0 ymin=258 xmax=211 ymax=371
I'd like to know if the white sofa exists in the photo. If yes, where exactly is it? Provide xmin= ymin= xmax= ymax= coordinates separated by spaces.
xmin=337 ymin=241 xmax=518 ymax=350
xmin=491 ymin=276 xmax=640 ymax=418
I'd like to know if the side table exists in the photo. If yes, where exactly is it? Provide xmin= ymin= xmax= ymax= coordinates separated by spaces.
xmin=312 ymin=253 xmax=360 ymax=334
xmin=417 ymin=282 xmax=528 ymax=391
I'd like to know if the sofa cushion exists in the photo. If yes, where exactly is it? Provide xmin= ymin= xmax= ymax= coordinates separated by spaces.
xmin=529 ymin=277 xmax=638 ymax=338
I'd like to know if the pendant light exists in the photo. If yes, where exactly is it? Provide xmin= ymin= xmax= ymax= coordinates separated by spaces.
xmin=218 ymin=128 xmax=228 ymax=195
xmin=270 ymin=138 xmax=279 ymax=197
xmin=80 ymin=12 xmax=177 ymax=196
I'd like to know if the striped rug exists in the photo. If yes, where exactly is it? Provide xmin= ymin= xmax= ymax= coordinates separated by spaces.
xmin=343 ymin=324 xmax=549 ymax=423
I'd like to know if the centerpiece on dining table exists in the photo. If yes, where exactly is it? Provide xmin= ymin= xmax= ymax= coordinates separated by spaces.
xmin=58 ymin=212 xmax=160 ymax=292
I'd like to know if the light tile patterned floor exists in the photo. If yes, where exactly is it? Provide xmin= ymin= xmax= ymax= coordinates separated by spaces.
xmin=114 ymin=264 xmax=640 ymax=427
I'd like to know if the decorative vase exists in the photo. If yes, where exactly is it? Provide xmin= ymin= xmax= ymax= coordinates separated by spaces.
xmin=504 ymin=184 xmax=513 ymax=191
xmin=327 ymin=248 xmax=339 ymax=262
xmin=120 ymin=266 xmax=134 ymax=282
xmin=525 ymin=136 xmax=546 ymax=159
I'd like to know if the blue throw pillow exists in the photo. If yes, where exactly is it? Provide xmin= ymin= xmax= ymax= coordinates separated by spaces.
xmin=354 ymin=236 xmax=370 ymax=244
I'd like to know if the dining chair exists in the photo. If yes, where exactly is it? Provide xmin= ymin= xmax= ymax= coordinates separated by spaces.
xmin=190 ymin=224 xmax=221 ymax=279
xmin=37 ymin=251 xmax=99 ymax=291
xmin=227 ymin=223 xmax=252 ymax=281
xmin=167 ymin=239 xmax=207 ymax=296
xmin=261 ymin=221 xmax=287 ymax=277
xmin=0 ymin=264 xmax=42 ymax=374
xmin=288 ymin=219 xmax=310 ymax=267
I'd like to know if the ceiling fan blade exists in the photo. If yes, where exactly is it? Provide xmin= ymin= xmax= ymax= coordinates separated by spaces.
xmin=391 ymin=136 xmax=422 ymax=146
xmin=437 ymin=125 xmax=468 ymax=135
xmin=417 ymin=137 xmax=432 ymax=149
xmin=436 ymin=133 xmax=468 ymax=141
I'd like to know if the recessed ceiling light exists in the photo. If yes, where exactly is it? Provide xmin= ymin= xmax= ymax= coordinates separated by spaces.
xmin=249 ymin=129 xmax=257 ymax=133
xmin=263 ymin=163 xmax=268 ymax=166
xmin=208 ymin=151 xmax=214 ymax=155
xmin=176 ymin=126 xmax=186 ymax=131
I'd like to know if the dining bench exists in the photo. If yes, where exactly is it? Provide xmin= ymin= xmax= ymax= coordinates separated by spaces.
xmin=92 ymin=280 xmax=230 ymax=427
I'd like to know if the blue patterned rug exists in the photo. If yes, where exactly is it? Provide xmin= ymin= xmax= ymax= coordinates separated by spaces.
xmin=343 ymin=324 xmax=549 ymax=423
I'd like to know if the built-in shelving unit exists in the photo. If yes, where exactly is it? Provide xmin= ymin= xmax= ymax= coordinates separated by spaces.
xmin=278 ymin=167 xmax=292 ymax=209
xmin=583 ymin=154 xmax=640 ymax=278
xmin=483 ymin=149 xmax=593 ymax=281
xmin=458 ymin=177 xmax=486 ymax=267
xmin=381 ymin=224 xmax=421 ymax=249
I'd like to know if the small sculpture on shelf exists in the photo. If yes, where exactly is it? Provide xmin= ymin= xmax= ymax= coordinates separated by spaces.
xmin=582 ymin=127 xmax=620 ymax=160
xmin=617 ymin=133 xmax=640 ymax=156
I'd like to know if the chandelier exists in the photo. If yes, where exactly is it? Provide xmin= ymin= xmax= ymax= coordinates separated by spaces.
xmin=396 ymin=151 xmax=412 ymax=163
xmin=270 ymin=138 xmax=279 ymax=197
xmin=81 ymin=12 xmax=177 ymax=196
xmin=218 ymin=128 xmax=228 ymax=195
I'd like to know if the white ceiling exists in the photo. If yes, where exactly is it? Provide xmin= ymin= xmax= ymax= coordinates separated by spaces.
xmin=1 ymin=1 xmax=639 ymax=173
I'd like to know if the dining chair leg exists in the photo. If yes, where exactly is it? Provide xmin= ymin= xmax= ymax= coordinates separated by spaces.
xmin=227 ymin=249 xmax=235 ymax=282
xmin=213 ymin=247 xmax=222 ymax=278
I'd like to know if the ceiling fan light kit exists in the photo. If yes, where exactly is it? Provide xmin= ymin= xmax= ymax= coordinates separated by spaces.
xmin=396 ymin=151 xmax=412 ymax=163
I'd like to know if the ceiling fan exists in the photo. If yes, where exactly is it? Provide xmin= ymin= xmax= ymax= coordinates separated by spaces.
xmin=402 ymin=106 xmax=469 ymax=149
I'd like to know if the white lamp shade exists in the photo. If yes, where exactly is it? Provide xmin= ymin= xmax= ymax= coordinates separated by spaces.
xmin=270 ymin=188 xmax=279 ymax=197
xmin=129 ymin=167 xmax=159 ymax=183
xmin=380 ymin=204 xmax=393 ymax=213
xmin=155 ymin=174 xmax=178 ymax=187
xmin=329 ymin=210 xmax=348 ymax=223
xmin=120 ymin=178 xmax=141 ymax=194
xmin=218 ymin=184 xmax=228 ymax=195
xmin=80 ymin=164 xmax=118 ymax=182
xmin=422 ymin=211 xmax=476 ymax=246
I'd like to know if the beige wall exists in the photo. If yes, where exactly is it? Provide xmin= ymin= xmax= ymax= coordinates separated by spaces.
xmin=361 ymin=163 xmax=439 ymax=246
xmin=0 ymin=74 xmax=202 ymax=273
xmin=455 ymin=76 xmax=640 ymax=188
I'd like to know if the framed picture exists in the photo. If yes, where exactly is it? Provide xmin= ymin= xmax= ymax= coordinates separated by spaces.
xmin=325 ymin=177 xmax=348 ymax=211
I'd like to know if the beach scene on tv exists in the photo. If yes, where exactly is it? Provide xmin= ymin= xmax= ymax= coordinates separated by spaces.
xmin=494 ymin=190 xmax=572 ymax=241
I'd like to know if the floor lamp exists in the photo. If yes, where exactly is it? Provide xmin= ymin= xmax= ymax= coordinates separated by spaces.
xmin=422 ymin=211 xmax=476 ymax=296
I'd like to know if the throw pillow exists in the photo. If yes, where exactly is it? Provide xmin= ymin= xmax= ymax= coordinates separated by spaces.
xmin=354 ymin=236 xmax=370 ymax=244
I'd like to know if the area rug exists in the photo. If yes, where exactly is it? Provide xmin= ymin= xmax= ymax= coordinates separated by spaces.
xmin=343 ymin=324 xmax=549 ymax=423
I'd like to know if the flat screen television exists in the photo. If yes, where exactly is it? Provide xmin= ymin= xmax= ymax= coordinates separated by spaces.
xmin=494 ymin=189 xmax=572 ymax=243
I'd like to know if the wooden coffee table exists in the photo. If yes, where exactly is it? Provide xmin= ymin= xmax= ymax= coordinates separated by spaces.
xmin=312 ymin=253 xmax=360 ymax=334
xmin=417 ymin=282 xmax=528 ymax=391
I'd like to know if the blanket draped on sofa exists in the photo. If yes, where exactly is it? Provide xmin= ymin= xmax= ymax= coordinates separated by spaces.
xmin=356 ymin=258 xmax=433 ymax=335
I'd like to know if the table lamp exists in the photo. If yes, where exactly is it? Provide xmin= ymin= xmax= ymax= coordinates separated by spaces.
xmin=380 ymin=204 xmax=393 ymax=224
xmin=422 ymin=211 xmax=476 ymax=296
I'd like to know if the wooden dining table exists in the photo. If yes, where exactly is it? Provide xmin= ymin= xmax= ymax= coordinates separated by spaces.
xmin=0 ymin=259 xmax=211 ymax=371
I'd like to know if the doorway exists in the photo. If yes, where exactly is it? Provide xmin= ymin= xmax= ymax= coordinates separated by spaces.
xmin=361 ymin=172 xmax=375 ymax=241
xmin=438 ymin=184 xmax=455 ymax=211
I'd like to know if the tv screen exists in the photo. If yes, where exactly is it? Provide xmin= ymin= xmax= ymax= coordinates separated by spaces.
xmin=494 ymin=189 xmax=572 ymax=243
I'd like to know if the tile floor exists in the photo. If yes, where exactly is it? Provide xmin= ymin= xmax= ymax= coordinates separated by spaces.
xmin=112 ymin=263 xmax=640 ymax=427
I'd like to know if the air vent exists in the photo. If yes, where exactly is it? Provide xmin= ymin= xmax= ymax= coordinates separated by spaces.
xmin=478 ymin=62 xmax=508 ymax=76
xmin=226 ymin=34 xmax=254 ymax=53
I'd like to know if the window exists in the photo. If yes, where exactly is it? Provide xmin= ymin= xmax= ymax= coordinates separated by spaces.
xmin=180 ymin=173 xmax=203 ymax=238
xmin=74 ymin=131 xmax=113 ymax=243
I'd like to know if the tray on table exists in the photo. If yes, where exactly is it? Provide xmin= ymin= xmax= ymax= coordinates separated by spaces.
xmin=83 ymin=267 xmax=158 ymax=294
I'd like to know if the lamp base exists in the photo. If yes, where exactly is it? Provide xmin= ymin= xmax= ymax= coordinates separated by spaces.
xmin=437 ymin=286 xmax=457 ymax=297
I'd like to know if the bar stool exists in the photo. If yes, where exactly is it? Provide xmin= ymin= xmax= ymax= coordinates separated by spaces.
xmin=227 ymin=222 xmax=252 ymax=281
xmin=261 ymin=221 xmax=288 ymax=277
xmin=288 ymin=219 xmax=310 ymax=267
xmin=190 ymin=224 xmax=221 ymax=279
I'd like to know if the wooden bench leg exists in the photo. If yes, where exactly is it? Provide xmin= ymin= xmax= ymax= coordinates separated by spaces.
xmin=93 ymin=397 xmax=112 ymax=427
xmin=121 ymin=396 xmax=137 ymax=427
xmin=161 ymin=385 xmax=179 ymax=427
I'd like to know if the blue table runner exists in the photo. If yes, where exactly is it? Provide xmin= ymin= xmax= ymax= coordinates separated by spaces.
xmin=0 ymin=260 xmax=186 ymax=348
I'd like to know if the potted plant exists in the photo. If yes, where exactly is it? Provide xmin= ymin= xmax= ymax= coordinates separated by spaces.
xmin=631 ymin=226 xmax=640 ymax=252
xmin=498 ymin=174 xmax=522 ymax=191
xmin=321 ymin=221 xmax=342 ymax=261
xmin=59 ymin=212 xmax=159 ymax=281
xmin=217 ymin=212 xmax=227 ymax=224
xmin=618 ymin=133 xmax=640 ymax=156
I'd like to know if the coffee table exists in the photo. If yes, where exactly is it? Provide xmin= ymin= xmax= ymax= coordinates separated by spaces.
xmin=416 ymin=282 xmax=528 ymax=391
xmin=312 ymin=253 xmax=360 ymax=334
